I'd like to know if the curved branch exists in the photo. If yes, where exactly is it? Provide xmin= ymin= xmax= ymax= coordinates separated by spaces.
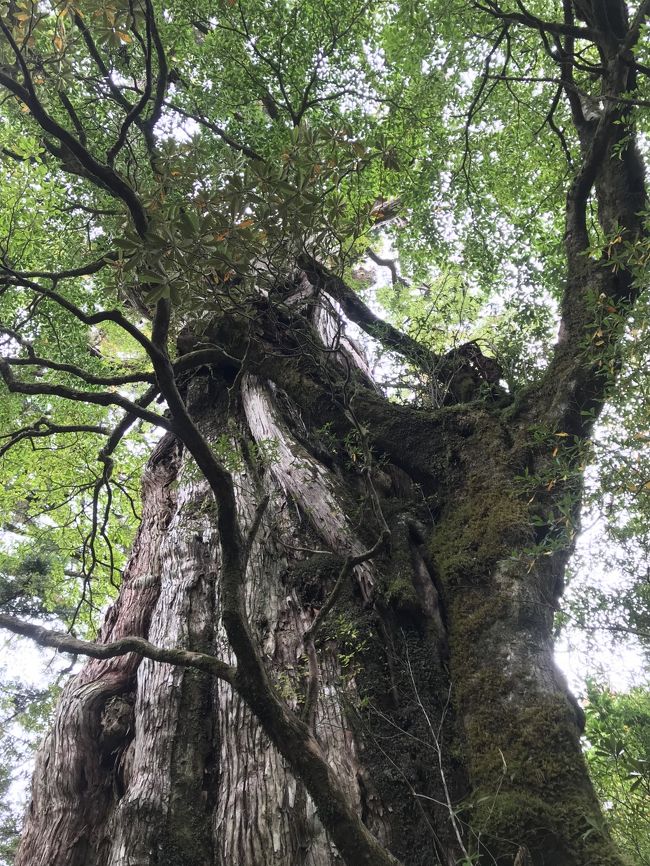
xmin=365 ymin=248 xmax=408 ymax=286
xmin=72 ymin=12 xmax=133 ymax=112
xmin=4 ymin=355 xmax=154 ymax=387
xmin=0 ymin=274 xmax=160 ymax=360
xmin=623 ymin=0 xmax=650 ymax=50
xmin=143 ymin=0 xmax=168 ymax=132
xmin=0 ymin=613 xmax=236 ymax=684
xmin=474 ymin=0 xmax=598 ymax=40
xmin=0 ymin=360 xmax=172 ymax=431
xmin=0 ymin=21 xmax=148 ymax=236
xmin=0 ymin=253 xmax=117 ymax=280
xmin=0 ymin=420 xmax=109 ymax=458
xmin=164 ymin=102 xmax=264 ymax=161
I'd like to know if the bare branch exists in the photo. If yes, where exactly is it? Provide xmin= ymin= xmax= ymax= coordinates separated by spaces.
xmin=0 ymin=613 xmax=236 ymax=684
xmin=0 ymin=253 xmax=117 ymax=280
xmin=0 ymin=359 xmax=172 ymax=431
xmin=143 ymin=0 xmax=168 ymax=133
xmin=474 ymin=0 xmax=598 ymax=41
xmin=3 ymin=355 xmax=154 ymax=387
xmin=365 ymin=248 xmax=408 ymax=287
xmin=534 ymin=83 xmax=574 ymax=167
xmin=0 ymin=274 xmax=160 ymax=360
xmin=0 ymin=420 xmax=109 ymax=459
xmin=58 ymin=91 xmax=87 ymax=147
xmin=164 ymin=102 xmax=264 ymax=161
xmin=623 ymin=0 xmax=650 ymax=50
xmin=72 ymin=12 xmax=133 ymax=112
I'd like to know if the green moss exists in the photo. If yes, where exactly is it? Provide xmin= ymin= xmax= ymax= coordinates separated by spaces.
xmin=466 ymin=785 xmax=627 ymax=866
xmin=451 ymin=671 xmax=627 ymax=865
xmin=430 ymin=484 xmax=529 ymax=587
xmin=351 ymin=617 xmax=468 ymax=865
xmin=423 ymin=405 xmax=532 ymax=591
xmin=464 ymin=689 xmax=579 ymax=784
xmin=378 ymin=516 xmax=422 ymax=615
xmin=383 ymin=573 xmax=421 ymax=613
xmin=289 ymin=552 xmax=346 ymax=607
xmin=427 ymin=467 xmax=624 ymax=865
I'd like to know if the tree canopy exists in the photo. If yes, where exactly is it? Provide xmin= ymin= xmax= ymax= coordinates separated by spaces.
xmin=0 ymin=0 xmax=648 ymax=622
xmin=1 ymin=0 xmax=650 ymax=864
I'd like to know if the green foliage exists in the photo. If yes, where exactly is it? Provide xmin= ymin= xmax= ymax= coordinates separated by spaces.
xmin=584 ymin=683 xmax=650 ymax=865
xmin=327 ymin=613 xmax=369 ymax=673
xmin=0 ymin=674 xmax=63 ymax=866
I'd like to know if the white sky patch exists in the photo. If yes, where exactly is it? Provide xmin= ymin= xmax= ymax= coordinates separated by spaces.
xmin=556 ymin=626 xmax=648 ymax=695
xmin=557 ymin=516 xmax=648 ymax=694
xmin=1 ymin=635 xmax=77 ymax=814
xmin=157 ymin=112 xmax=200 ymax=143
xmin=363 ymin=40 xmax=386 ymax=74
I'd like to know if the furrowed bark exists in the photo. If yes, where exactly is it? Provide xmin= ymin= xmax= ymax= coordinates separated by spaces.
xmin=13 ymin=349 xmax=466 ymax=865
xmin=14 ymin=434 xmax=182 ymax=866
xmin=426 ymin=415 xmax=622 ymax=865
xmin=147 ymin=306 xmax=405 ymax=866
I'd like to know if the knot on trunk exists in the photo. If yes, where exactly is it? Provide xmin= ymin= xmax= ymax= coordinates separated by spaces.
xmin=99 ymin=694 xmax=134 ymax=753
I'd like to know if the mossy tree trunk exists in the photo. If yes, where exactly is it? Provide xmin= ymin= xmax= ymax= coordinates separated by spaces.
xmin=12 ymin=291 xmax=635 ymax=866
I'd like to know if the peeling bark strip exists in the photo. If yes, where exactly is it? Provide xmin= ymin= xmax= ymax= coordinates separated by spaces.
xmin=211 ymin=454 xmax=376 ymax=866
xmin=9 ymin=362 xmax=464 ymax=865
xmin=242 ymin=374 xmax=377 ymax=598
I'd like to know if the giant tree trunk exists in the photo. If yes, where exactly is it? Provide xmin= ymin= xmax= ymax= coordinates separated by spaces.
xmin=14 ymin=296 xmax=626 ymax=866
xmin=11 ymin=5 xmax=646 ymax=859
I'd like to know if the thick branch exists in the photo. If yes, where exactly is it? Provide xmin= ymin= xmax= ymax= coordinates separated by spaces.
xmin=143 ymin=0 xmax=168 ymax=133
xmin=0 ymin=360 xmax=172 ymax=431
xmin=0 ymin=253 xmax=117 ymax=280
xmin=4 ymin=355 xmax=154 ymax=387
xmin=298 ymin=255 xmax=436 ymax=372
xmin=518 ymin=18 xmax=647 ymax=435
xmin=0 ymin=22 xmax=148 ymax=236
xmin=365 ymin=248 xmax=408 ymax=286
xmin=474 ymin=0 xmax=598 ymax=40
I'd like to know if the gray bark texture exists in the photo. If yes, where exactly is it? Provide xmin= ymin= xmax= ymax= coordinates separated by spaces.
xmin=13 ymin=348 xmax=462 ymax=866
